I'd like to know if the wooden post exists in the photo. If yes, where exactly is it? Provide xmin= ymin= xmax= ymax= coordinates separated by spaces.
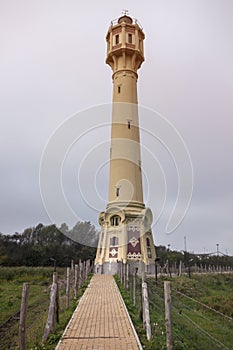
xmin=53 ymin=272 xmax=59 ymax=323
xmin=141 ymin=262 xmax=145 ymax=283
xmin=43 ymin=281 xmax=58 ymax=343
xmin=79 ymin=261 xmax=83 ymax=288
xmin=142 ymin=282 xmax=151 ymax=341
xmin=164 ymin=281 xmax=173 ymax=350
xmin=155 ymin=261 xmax=158 ymax=283
xmin=179 ymin=261 xmax=182 ymax=276
xmin=167 ymin=259 xmax=172 ymax=277
xmin=123 ymin=263 xmax=126 ymax=288
xmin=133 ymin=268 xmax=137 ymax=306
xmin=83 ymin=261 xmax=86 ymax=280
xmin=142 ymin=269 xmax=145 ymax=283
xmin=66 ymin=267 xmax=70 ymax=309
xmin=85 ymin=259 xmax=89 ymax=279
xmin=74 ymin=264 xmax=78 ymax=298
xmin=120 ymin=261 xmax=123 ymax=284
xmin=19 ymin=283 xmax=30 ymax=350
xmin=126 ymin=263 xmax=129 ymax=290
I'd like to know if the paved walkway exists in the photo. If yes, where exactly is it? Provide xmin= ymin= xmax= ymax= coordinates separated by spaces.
xmin=56 ymin=275 xmax=142 ymax=350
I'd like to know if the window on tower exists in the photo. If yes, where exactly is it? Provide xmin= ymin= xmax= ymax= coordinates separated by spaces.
xmin=118 ymin=85 xmax=121 ymax=93
xmin=110 ymin=216 xmax=121 ymax=226
xmin=110 ymin=236 xmax=119 ymax=246
xmin=139 ymin=39 xmax=143 ymax=51
xmin=128 ymin=33 xmax=132 ymax=44
xmin=128 ymin=121 xmax=131 ymax=129
xmin=115 ymin=34 xmax=119 ymax=45
xmin=146 ymin=237 xmax=152 ymax=258
xmin=116 ymin=187 xmax=120 ymax=197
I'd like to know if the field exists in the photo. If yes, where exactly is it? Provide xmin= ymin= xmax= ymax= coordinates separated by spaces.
xmin=116 ymin=273 xmax=233 ymax=350
xmin=1 ymin=268 xmax=233 ymax=350
xmin=0 ymin=266 xmax=89 ymax=350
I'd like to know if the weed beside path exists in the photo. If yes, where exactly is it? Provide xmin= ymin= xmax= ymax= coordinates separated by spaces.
xmin=115 ymin=273 xmax=233 ymax=350
xmin=0 ymin=267 xmax=92 ymax=350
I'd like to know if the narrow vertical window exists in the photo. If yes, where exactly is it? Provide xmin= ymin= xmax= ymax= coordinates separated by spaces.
xmin=118 ymin=85 xmax=121 ymax=93
xmin=139 ymin=39 xmax=143 ymax=51
xmin=128 ymin=33 xmax=132 ymax=44
xmin=115 ymin=34 xmax=119 ymax=45
xmin=128 ymin=121 xmax=131 ymax=129
xmin=110 ymin=236 xmax=119 ymax=246
xmin=110 ymin=216 xmax=121 ymax=226
xmin=146 ymin=238 xmax=152 ymax=258
xmin=116 ymin=187 xmax=120 ymax=197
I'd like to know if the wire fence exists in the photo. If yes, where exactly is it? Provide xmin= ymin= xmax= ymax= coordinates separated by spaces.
xmin=0 ymin=261 xmax=92 ymax=350
xmin=117 ymin=264 xmax=233 ymax=350
xmin=0 ymin=276 xmax=59 ymax=350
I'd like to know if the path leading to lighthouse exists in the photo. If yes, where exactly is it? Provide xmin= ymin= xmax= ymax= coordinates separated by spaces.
xmin=56 ymin=274 xmax=142 ymax=350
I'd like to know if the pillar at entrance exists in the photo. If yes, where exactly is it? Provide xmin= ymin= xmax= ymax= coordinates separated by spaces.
xmin=95 ymin=14 xmax=156 ymax=274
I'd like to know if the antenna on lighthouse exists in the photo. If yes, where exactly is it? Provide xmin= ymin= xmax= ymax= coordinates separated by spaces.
xmin=122 ymin=9 xmax=129 ymax=16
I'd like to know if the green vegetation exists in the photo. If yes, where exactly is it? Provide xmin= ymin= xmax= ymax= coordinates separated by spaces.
xmin=114 ymin=275 xmax=149 ymax=347
xmin=116 ymin=273 xmax=233 ymax=350
xmin=156 ymin=245 xmax=233 ymax=272
xmin=44 ymin=274 xmax=93 ymax=350
xmin=0 ymin=221 xmax=98 ymax=266
xmin=0 ymin=267 xmax=92 ymax=350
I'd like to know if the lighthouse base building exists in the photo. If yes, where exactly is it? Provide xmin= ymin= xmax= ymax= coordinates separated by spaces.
xmin=95 ymin=205 xmax=156 ymax=275
xmin=94 ymin=14 xmax=156 ymax=274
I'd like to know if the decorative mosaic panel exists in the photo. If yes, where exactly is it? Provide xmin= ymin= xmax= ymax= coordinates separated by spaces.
xmin=109 ymin=236 xmax=119 ymax=258
xmin=127 ymin=226 xmax=141 ymax=259
xmin=109 ymin=247 xmax=118 ymax=258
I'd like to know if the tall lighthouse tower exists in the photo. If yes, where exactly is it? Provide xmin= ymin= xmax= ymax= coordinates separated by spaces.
xmin=95 ymin=13 xmax=156 ymax=274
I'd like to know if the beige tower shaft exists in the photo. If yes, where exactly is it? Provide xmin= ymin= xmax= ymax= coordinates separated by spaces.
xmin=106 ymin=15 xmax=144 ymax=208
xmin=95 ymin=15 xmax=156 ymax=274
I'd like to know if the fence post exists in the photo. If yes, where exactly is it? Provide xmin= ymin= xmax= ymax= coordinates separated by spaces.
xmin=86 ymin=259 xmax=90 ymax=279
xmin=133 ymin=268 xmax=137 ymax=306
xmin=164 ymin=281 xmax=173 ymax=350
xmin=79 ymin=261 xmax=83 ymax=288
xmin=120 ymin=261 xmax=123 ymax=284
xmin=141 ymin=262 xmax=145 ymax=283
xmin=74 ymin=264 xmax=79 ymax=298
xmin=82 ymin=261 xmax=85 ymax=280
xmin=142 ymin=282 xmax=151 ymax=341
xmin=179 ymin=261 xmax=182 ymax=276
xmin=123 ymin=263 xmax=126 ymax=288
xmin=66 ymin=267 xmax=70 ymax=309
xmin=53 ymin=272 xmax=59 ymax=323
xmin=43 ymin=276 xmax=58 ymax=343
xmin=126 ymin=263 xmax=129 ymax=290
xmin=19 ymin=283 xmax=30 ymax=350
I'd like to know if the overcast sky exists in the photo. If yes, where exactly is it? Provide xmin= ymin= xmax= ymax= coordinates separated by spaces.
xmin=1 ymin=0 xmax=233 ymax=255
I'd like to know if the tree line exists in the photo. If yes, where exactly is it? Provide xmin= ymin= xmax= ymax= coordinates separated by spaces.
xmin=156 ymin=245 xmax=233 ymax=270
xmin=0 ymin=221 xmax=98 ymax=267
xmin=0 ymin=222 xmax=232 ymax=268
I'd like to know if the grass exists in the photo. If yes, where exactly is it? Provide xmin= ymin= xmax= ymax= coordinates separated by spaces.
xmin=114 ymin=275 xmax=150 ymax=348
xmin=116 ymin=273 xmax=233 ymax=350
xmin=43 ymin=274 xmax=93 ymax=350
xmin=0 ymin=266 xmax=92 ymax=350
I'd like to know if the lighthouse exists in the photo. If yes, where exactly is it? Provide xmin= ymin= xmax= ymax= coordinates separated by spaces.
xmin=95 ymin=13 xmax=156 ymax=274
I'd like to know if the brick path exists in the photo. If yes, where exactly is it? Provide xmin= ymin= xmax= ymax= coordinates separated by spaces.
xmin=56 ymin=274 xmax=142 ymax=350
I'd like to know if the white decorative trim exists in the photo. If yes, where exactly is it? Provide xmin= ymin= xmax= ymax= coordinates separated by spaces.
xmin=129 ymin=236 xmax=139 ymax=247
xmin=127 ymin=252 xmax=142 ymax=259
xmin=110 ymin=248 xmax=117 ymax=257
